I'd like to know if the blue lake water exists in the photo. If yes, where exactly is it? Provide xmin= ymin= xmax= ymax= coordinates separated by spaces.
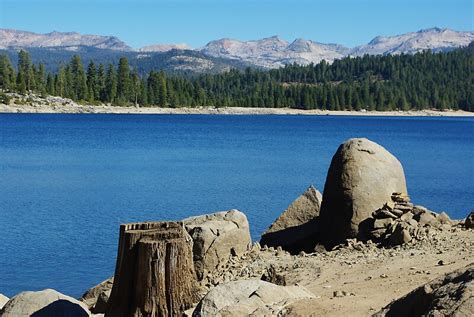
xmin=0 ymin=114 xmax=473 ymax=298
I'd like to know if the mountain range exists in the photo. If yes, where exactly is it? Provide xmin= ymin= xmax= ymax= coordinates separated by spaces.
xmin=0 ymin=27 xmax=472 ymax=72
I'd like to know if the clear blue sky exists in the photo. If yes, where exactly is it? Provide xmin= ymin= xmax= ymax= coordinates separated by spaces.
xmin=0 ymin=0 xmax=472 ymax=49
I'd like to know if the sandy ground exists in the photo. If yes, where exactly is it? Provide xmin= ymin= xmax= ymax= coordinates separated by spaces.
xmin=1 ymin=102 xmax=473 ymax=117
xmin=284 ymin=228 xmax=473 ymax=316
xmin=204 ymin=225 xmax=473 ymax=316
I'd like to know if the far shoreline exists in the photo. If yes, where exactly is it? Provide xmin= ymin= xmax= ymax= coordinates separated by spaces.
xmin=1 ymin=102 xmax=473 ymax=117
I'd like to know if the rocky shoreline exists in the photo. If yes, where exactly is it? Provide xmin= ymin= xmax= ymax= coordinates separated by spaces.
xmin=1 ymin=93 xmax=473 ymax=116
xmin=0 ymin=138 xmax=472 ymax=316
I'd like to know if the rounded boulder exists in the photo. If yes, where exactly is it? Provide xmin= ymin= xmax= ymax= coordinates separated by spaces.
xmin=319 ymin=138 xmax=407 ymax=248
xmin=0 ymin=289 xmax=91 ymax=317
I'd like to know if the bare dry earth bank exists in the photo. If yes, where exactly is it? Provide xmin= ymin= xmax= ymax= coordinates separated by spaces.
xmin=0 ymin=94 xmax=473 ymax=116
xmin=244 ymin=229 xmax=473 ymax=316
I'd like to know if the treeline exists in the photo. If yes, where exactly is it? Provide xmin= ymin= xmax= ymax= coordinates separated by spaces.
xmin=0 ymin=44 xmax=472 ymax=111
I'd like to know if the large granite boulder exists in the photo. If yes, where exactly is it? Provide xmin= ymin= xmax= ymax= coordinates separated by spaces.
xmin=0 ymin=294 xmax=8 ymax=310
xmin=80 ymin=277 xmax=113 ymax=313
xmin=260 ymin=185 xmax=322 ymax=253
xmin=192 ymin=279 xmax=315 ymax=316
xmin=319 ymin=138 xmax=407 ymax=248
xmin=0 ymin=289 xmax=91 ymax=316
xmin=375 ymin=264 xmax=474 ymax=316
xmin=183 ymin=209 xmax=252 ymax=281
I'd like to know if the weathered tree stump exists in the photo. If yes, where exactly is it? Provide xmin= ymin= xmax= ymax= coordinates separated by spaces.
xmin=105 ymin=221 xmax=199 ymax=317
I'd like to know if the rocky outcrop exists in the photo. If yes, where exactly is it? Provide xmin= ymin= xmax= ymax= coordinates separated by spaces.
xmin=465 ymin=211 xmax=474 ymax=229
xmin=192 ymin=279 xmax=315 ymax=316
xmin=375 ymin=264 xmax=474 ymax=316
xmin=260 ymin=185 xmax=322 ymax=253
xmin=183 ymin=210 xmax=252 ymax=281
xmin=0 ymin=295 xmax=8 ymax=310
xmin=80 ymin=277 xmax=113 ymax=313
xmin=319 ymin=138 xmax=407 ymax=248
xmin=368 ymin=193 xmax=455 ymax=246
xmin=0 ymin=289 xmax=91 ymax=316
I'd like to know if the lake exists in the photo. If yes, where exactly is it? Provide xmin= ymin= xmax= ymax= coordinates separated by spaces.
xmin=0 ymin=114 xmax=473 ymax=298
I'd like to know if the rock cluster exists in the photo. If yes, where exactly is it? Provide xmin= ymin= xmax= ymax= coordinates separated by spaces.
xmin=369 ymin=193 xmax=454 ymax=246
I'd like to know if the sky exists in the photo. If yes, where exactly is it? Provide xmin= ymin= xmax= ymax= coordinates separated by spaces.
xmin=0 ymin=0 xmax=472 ymax=49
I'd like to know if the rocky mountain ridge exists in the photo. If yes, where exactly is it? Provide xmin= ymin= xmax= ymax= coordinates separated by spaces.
xmin=0 ymin=29 xmax=131 ymax=51
xmin=201 ymin=36 xmax=351 ymax=68
xmin=139 ymin=43 xmax=190 ymax=52
xmin=1 ymin=28 xmax=472 ymax=70
xmin=350 ymin=27 xmax=474 ymax=56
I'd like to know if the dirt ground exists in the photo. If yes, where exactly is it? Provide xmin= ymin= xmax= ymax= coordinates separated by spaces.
xmin=284 ymin=229 xmax=472 ymax=316
xmin=202 ymin=225 xmax=473 ymax=316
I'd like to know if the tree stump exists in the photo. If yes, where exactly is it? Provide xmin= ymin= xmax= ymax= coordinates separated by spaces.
xmin=105 ymin=221 xmax=199 ymax=317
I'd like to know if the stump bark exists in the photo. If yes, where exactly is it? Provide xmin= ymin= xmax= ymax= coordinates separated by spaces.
xmin=105 ymin=221 xmax=199 ymax=317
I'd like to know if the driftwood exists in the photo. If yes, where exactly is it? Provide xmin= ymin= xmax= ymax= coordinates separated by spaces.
xmin=105 ymin=221 xmax=199 ymax=317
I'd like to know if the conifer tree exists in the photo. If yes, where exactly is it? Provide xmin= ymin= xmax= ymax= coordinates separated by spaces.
xmin=70 ymin=55 xmax=88 ymax=100
xmin=116 ymin=57 xmax=131 ymax=103
xmin=86 ymin=61 xmax=98 ymax=102
xmin=46 ymin=73 xmax=55 ymax=95
xmin=105 ymin=64 xmax=117 ymax=103
xmin=0 ymin=54 xmax=16 ymax=90
xmin=17 ymin=50 xmax=32 ymax=92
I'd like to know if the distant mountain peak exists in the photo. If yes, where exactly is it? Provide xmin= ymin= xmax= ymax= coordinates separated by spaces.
xmin=0 ymin=28 xmax=132 ymax=51
xmin=418 ymin=27 xmax=446 ymax=33
xmin=351 ymin=27 xmax=473 ymax=57
xmin=139 ymin=43 xmax=191 ymax=52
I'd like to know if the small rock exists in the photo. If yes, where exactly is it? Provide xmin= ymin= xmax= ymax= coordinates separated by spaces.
xmin=313 ymin=244 xmax=326 ymax=253
xmin=385 ymin=201 xmax=396 ymax=210
xmin=412 ymin=205 xmax=428 ymax=215
xmin=373 ymin=209 xmax=398 ymax=219
xmin=261 ymin=264 xmax=286 ymax=286
xmin=391 ymin=209 xmax=404 ymax=217
xmin=0 ymin=294 xmax=9 ymax=310
xmin=438 ymin=260 xmax=445 ymax=266
xmin=400 ymin=212 xmax=414 ymax=221
xmin=380 ymin=274 xmax=388 ymax=278
xmin=374 ymin=218 xmax=394 ymax=229
xmin=333 ymin=290 xmax=345 ymax=298
xmin=388 ymin=224 xmax=412 ymax=245
xmin=417 ymin=212 xmax=439 ymax=227
xmin=436 ymin=212 xmax=452 ymax=225
xmin=408 ymin=219 xmax=418 ymax=227
xmin=464 ymin=211 xmax=474 ymax=229
xmin=371 ymin=228 xmax=387 ymax=239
